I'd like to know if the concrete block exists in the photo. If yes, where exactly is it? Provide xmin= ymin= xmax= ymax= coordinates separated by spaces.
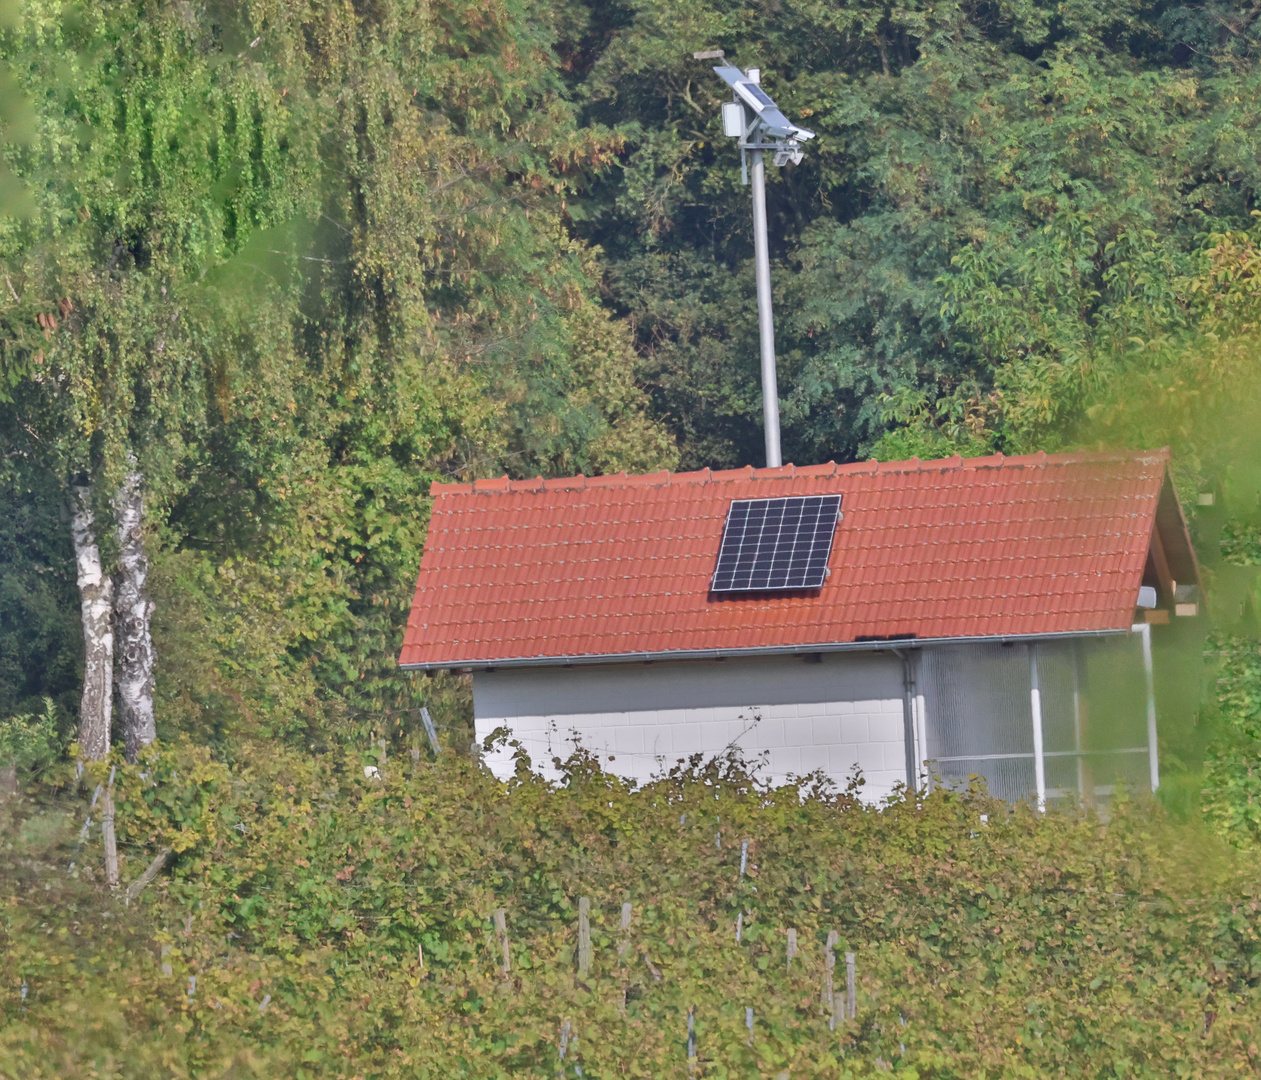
xmin=798 ymin=745 xmax=830 ymax=774
xmin=635 ymin=726 xmax=663 ymax=757
xmin=839 ymin=715 xmax=869 ymax=743
xmin=628 ymin=710 xmax=658 ymax=730
xmin=768 ymin=746 xmax=801 ymax=778
xmin=828 ymin=745 xmax=861 ymax=778
xmin=626 ymin=755 xmax=656 ymax=784
xmin=781 ymin=716 xmax=814 ymax=748
xmin=744 ymin=715 xmax=783 ymax=749
xmin=671 ymin=722 xmax=705 ymax=756
xmin=698 ymin=720 xmax=729 ymax=748
xmin=856 ymin=743 xmax=886 ymax=774
xmin=614 ymin=726 xmax=645 ymax=755
xmin=811 ymin=716 xmax=840 ymax=746
xmin=868 ymin=710 xmax=904 ymax=745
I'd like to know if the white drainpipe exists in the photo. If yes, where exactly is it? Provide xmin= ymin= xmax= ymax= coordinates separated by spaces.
xmin=1135 ymin=622 xmax=1159 ymax=792
xmin=1030 ymin=644 xmax=1046 ymax=813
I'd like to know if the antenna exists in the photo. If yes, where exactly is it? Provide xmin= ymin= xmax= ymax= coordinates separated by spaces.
xmin=700 ymin=56 xmax=815 ymax=468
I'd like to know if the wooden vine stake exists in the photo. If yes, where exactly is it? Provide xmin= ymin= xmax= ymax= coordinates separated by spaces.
xmin=419 ymin=706 xmax=441 ymax=756
xmin=823 ymin=930 xmax=839 ymax=1030
xmin=786 ymin=928 xmax=797 ymax=972
xmin=559 ymin=1019 xmax=572 ymax=1077
xmin=845 ymin=951 xmax=857 ymax=1020
xmin=101 ymin=765 xmax=118 ymax=889
xmin=686 ymin=1005 xmax=697 ymax=1072
xmin=577 ymin=897 xmax=592 ymax=977
xmin=618 ymin=901 xmax=632 ymax=1014
xmin=493 ymin=908 xmax=511 ymax=981
xmin=124 ymin=847 xmax=172 ymax=906
xmin=618 ymin=902 xmax=632 ymax=961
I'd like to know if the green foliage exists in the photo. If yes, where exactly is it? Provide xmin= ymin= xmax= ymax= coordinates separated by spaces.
xmin=1203 ymin=637 xmax=1261 ymax=847
xmin=0 ymin=458 xmax=80 ymax=719
xmin=565 ymin=0 xmax=1261 ymax=465
xmin=4 ymin=743 xmax=1261 ymax=1076
xmin=1221 ymin=522 xmax=1261 ymax=567
xmin=3 ymin=0 xmax=1261 ymax=1071
xmin=0 ymin=0 xmax=676 ymax=739
xmin=0 ymin=698 xmax=61 ymax=775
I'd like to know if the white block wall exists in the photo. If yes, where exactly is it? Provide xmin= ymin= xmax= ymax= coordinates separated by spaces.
xmin=473 ymin=652 xmax=908 ymax=802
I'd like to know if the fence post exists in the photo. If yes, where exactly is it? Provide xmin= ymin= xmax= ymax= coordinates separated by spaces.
xmin=578 ymin=897 xmax=592 ymax=976
xmin=823 ymin=929 xmax=838 ymax=1029
xmin=618 ymin=902 xmax=632 ymax=962
xmin=101 ymin=765 xmax=118 ymax=889
xmin=845 ymin=951 xmax=856 ymax=1020
xmin=420 ymin=706 xmax=441 ymax=757
xmin=494 ymin=908 xmax=510 ymax=980
xmin=618 ymin=902 xmax=632 ymax=1013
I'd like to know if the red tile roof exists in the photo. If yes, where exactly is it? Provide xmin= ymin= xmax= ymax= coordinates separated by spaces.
xmin=399 ymin=450 xmax=1176 ymax=670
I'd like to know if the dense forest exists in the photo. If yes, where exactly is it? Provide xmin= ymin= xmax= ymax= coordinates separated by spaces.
xmin=3 ymin=0 xmax=1261 ymax=1074
xmin=3 ymin=0 xmax=1261 ymax=745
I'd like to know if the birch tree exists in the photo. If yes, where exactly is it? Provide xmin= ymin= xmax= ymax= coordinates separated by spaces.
xmin=69 ymin=480 xmax=112 ymax=760
xmin=0 ymin=2 xmax=316 ymax=758
xmin=0 ymin=0 xmax=675 ymax=758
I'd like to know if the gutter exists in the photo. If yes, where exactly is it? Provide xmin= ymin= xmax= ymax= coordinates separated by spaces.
xmin=400 ymin=627 xmax=1131 ymax=675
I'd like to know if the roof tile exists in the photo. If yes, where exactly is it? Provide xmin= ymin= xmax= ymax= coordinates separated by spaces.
xmin=400 ymin=450 xmax=1172 ymax=667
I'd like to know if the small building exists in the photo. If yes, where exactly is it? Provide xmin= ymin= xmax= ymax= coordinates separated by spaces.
xmin=399 ymin=450 xmax=1200 ymax=806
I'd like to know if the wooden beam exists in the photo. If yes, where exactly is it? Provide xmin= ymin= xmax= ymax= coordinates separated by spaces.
xmin=1149 ymin=524 xmax=1175 ymax=605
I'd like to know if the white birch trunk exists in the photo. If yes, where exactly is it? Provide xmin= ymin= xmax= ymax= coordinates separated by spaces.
xmin=71 ymin=482 xmax=113 ymax=761
xmin=114 ymin=465 xmax=156 ymax=761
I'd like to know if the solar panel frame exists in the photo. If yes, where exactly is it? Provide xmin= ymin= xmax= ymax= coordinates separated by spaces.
xmin=710 ymin=494 xmax=843 ymax=593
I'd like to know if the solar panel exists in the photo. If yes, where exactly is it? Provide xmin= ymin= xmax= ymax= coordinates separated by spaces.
xmin=710 ymin=495 xmax=843 ymax=592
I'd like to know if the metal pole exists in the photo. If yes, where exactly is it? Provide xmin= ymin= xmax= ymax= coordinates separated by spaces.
xmin=915 ymin=678 xmax=928 ymax=795
xmin=1029 ymin=645 xmax=1046 ymax=813
xmin=1070 ymin=642 xmax=1085 ymax=800
xmin=749 ymin=147 xmax=781 ymax=468
xmin=1139 ymin=622 xmax=1159 ymax=792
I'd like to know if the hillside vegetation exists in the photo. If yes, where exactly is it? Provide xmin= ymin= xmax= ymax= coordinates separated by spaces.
xmin=3 ymin=747 xmax=1261 ymax=1078
xmin=3 ymin=0 xmax=1261 ymax=1075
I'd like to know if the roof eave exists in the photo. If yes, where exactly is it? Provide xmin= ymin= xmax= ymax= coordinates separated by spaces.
xmin=400 ymin=626 xmax=1133 ymax=674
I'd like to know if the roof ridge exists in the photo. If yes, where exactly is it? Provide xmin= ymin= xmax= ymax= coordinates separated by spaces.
xmin=427 ymin=448 xmax=1168 ymax=497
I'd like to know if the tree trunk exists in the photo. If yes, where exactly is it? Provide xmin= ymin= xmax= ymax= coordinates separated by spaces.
xmin=71 ymin=482 xmax=113 ymax=760
xmin=114 ymin=465 xmax=156 ymax=762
